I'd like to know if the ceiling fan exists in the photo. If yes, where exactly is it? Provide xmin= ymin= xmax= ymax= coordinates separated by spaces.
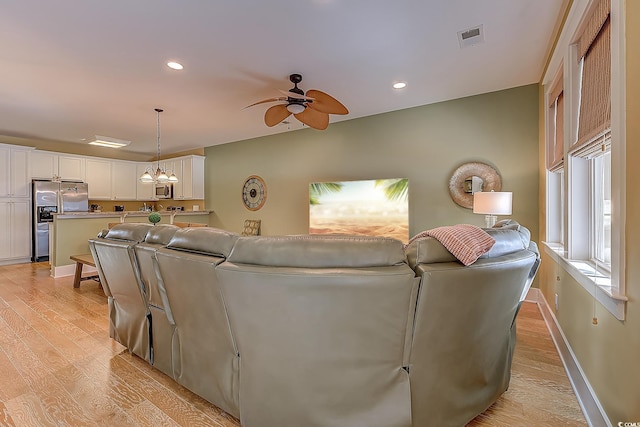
xmin=244 ymin=73 xmax=348 ymax=130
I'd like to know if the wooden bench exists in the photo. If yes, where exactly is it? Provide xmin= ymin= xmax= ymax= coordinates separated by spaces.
xmin=70 ymin=253 xmax=100 ymax=288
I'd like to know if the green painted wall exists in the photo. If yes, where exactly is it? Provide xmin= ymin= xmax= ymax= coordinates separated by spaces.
xmin=52 ymin=216 xmax=119 ymax=267
xmin=537 ymin=2 xmax=640 ymax=423
xmin=205 ymin=84 xmax=539 ymax=242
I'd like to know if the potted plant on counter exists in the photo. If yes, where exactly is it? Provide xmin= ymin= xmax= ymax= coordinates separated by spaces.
xmin=148 ymin=212 xmax=161 ymax=225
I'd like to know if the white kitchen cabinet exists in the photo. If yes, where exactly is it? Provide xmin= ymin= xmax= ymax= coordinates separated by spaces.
xmin=169 ymin=160 xmax=184 ymax=199
xmin=0 ymin=199 xmax=31 ymax=263
xmin=158 ymin=160 xmax=177 ymax=183
xmin=172 ymin=155 xmax=204 ymax=200
xmin=0 ymin=144 xmax=31 ymax=198
xmin=159 ymin=160 xmax=174 ymax=175
xmin=85 ymin=158 xmax=112 ymax=199
xmin=87 ymin=159 xmax=138 ymax=201
xmin=26 ymin=148 xmax=206 ymax=203
xmin=111 ymin=161 xmax=137 ymax=200
xmin=136 ymin=163 xmax=156 ymax=200
xmin=58 ymin=155 xmax=85 ymax=181
xmin=31 ymin=151 xmax=85 ymax=182
xmin=31 ymin=151 xmax=59 ymax=180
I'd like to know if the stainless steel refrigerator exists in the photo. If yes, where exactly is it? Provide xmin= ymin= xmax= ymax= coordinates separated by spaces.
xmin=32 ymin=180 xmax=89 ymax=262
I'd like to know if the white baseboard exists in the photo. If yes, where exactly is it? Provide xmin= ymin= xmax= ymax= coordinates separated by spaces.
xmin=0 ymin=257 xmax=31 ymax=266
xmin=526 ymin=288 xmax=611 ymax=427
xmin=524 ymin=287 xmax=540 ymax=303
xmin=51 ymin=263 xmax=97 ymax=279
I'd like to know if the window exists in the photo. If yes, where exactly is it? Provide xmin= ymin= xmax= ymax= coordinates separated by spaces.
xmin=545 ymin=67 xmax=565 ymax=245
xmin=547 ymin=71 xmax=564 ymax=173
xmin=572 ymin=0 xmax=611 ymax=270
xmin=543 ymin=0 xmax=626 ymax=320
xmin=592 ymin=151 xmax=611 ymax=267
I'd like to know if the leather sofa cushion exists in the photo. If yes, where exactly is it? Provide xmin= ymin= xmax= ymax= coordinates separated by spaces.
xmin=480 ymin=228 xmax=529 ymax=259
xmin=406 ymin=223 xmax=532 ymax=267
xmin=227 ymin=235 xmax=407 ymax=268
xmin=166 ymin=227 xmax=239 ymax=257
xmin=491 ymin=219 xmax=531 ymax=246
xmin=144 ymin=224 xmax=180 ymax=245
xmin=405 ymin=237 xmax=458 ymax=267
xmin=104 ymin=223 xmax=153 ymax=242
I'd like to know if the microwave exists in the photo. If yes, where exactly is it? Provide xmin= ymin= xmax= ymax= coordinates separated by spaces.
xmin=155 ymin=183 xmax=173 ymax=199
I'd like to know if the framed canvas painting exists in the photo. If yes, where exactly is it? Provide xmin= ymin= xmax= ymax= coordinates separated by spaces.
xmin=309 ymin=178 xmax=409 ymax=243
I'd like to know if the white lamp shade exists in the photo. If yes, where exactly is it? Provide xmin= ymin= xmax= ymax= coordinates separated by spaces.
xmin=139 ymin=171 xmax=154 ymax=183
xmin=473 ymin=191 xmax=512 ymax=215
xmin=156 ymin=172 xmax=169 ymax=183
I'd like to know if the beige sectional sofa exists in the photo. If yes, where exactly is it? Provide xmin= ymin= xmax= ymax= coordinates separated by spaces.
xmin=89 ymin=221 xmax=539 ymax=427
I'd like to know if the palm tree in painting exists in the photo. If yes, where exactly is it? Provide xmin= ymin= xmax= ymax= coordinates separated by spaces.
xmin=309 ymin=182 xmax=343 ymax=205
xmin=375 ymin=178 xmax=408 ymax=201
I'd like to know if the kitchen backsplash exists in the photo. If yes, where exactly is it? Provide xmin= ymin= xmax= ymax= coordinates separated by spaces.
xmin=89 ymin=199 xmax=205 ymax=212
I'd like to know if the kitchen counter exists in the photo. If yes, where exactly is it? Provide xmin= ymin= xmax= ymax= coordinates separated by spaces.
xmin=49 ymin=210 xmax=212 ymax=277
xmin=55 ymin=210 xmax=212 ymax=220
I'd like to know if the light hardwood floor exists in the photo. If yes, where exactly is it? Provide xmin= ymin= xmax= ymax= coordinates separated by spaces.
xmin=0 ymin=262 xmax=586 ymax=426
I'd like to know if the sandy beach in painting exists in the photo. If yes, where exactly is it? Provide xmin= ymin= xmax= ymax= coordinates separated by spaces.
xmin=309 ymin=216 xmax=409 ymax=243
xmin=309 ymin=197 xmax=409 ymax=243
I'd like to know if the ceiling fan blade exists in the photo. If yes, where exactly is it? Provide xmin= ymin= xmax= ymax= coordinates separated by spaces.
xmin=278 ymin=89 xmax=315 ymax=101
xmin=294 ymin=107 xmax=329 ymax=130
xmin=306 ymin=90 xmax=348 ymax=115
xmin=264 ymin=104 xmax=292 ymax=127
xmin=242 ymin=97 xmax=286 ymax=110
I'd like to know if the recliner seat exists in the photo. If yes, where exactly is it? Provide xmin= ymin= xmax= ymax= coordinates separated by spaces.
xmin=154 ymin=227 xmax=241 ymax=418
xmin=89 ymin=223 xmax=153 ymax=361
xmin=133 ymin=224 xmax=180 ymax=375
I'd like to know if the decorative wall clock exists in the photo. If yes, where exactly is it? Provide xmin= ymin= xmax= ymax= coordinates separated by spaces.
xmin=242 ymin=175 xmax=267 ymax=211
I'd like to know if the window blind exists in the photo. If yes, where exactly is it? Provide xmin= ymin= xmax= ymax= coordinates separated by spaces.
xmin=571 ymin=0 xmax=611 ymax=159
xmin=571 ymin=129 xmax=611 ymax=159
xmin=547 ymin=75 xmax=564 ymax=172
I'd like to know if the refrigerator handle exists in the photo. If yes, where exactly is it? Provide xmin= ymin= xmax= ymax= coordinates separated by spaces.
xmin=57 ymin=188 xmax=63 ymax=214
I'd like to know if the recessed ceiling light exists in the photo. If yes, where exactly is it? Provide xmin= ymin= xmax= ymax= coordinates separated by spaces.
xmin=393 ymin=82 xmax=407 ymax=89
xmin=167 ymin=61 xmax=184 ymax=70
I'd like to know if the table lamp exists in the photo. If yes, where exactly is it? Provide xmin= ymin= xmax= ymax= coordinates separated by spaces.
xmin=473 ymin=191 xmax=512 ymax=228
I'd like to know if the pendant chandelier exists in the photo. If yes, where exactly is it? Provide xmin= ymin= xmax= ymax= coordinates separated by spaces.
xmin=139 ymin=108 xmax=179 ymax=184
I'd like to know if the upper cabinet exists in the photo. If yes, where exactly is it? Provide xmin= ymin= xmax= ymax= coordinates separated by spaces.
xmin=86 ymin=158 xmax=137 ymax=200
xmin=29 ymin=149 xmax=205 ymax=202
xmin=30 ymin=151 xmax=58 ymax=180
xmin=85 ymin=158 xmax=112 ymax=199
xmin=31 ymin=151 xmax=85 ymax=181
xmin=173 ymin=155 xmax=205 ymax=200
xmin=58 ymin=155 xmax=85 ymax=181
xmin=111 ymin=161 xmax=137 ymax=200
xmin=0 ymin=144 xmax=31 ymax=198
xmin=136 ymin=163 xmax=156 ymax=201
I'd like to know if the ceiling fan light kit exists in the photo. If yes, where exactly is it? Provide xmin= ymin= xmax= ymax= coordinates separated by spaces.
xmin=245 ymin=73 xmax=348 ymax=130
xmin=286 ymin=103 xmax=306 ymax=114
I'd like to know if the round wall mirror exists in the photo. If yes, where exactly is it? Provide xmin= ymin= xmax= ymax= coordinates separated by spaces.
xmin=449 ymin=162 xmax=502 ymax=209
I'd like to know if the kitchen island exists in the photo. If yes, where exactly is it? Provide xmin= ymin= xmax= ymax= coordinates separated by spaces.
xmin=49 ymin=210 xmax=212 ymax=278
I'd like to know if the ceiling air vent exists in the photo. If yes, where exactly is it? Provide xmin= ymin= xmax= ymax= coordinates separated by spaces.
xmin=457 ymin=24 xmax=484 ymax=48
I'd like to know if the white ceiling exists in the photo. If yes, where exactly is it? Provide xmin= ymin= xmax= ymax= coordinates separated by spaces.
xmin=0 ymin=0 xmax=565 ymax=157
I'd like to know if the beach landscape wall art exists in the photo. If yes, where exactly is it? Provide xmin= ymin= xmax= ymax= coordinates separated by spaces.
xmin=309 ymin=178 xmax=409 ymax=243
